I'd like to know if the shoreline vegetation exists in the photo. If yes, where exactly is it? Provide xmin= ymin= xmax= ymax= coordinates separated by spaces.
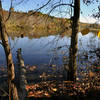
xmin=2 ymin=10 xmax=100 ymax=39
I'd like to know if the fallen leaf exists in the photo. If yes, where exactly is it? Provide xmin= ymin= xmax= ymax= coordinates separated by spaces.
xmin=52 ymin=88 xmax=57 ymax=92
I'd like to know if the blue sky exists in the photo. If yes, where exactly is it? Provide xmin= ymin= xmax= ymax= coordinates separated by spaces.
xmin=2 ymin=0 xmax=100 ymax=23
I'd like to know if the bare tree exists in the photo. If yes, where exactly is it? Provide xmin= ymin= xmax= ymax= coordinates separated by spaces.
xmin=0 ymin=0 xmax=19 ymax=100
xmin=67 ymin=0 xmax=80 ymax=81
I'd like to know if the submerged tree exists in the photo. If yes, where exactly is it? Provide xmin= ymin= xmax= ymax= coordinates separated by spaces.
xmin=0 ymin=0 xmax=18 ymax=100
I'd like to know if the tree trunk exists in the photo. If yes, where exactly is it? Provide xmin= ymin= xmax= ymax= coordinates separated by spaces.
xmin=67 ymin=0 xmax=80 ymax=81
xmin=0 ymin=1 xmax=19 ymax=100
xmin=17 ymin=48 xmax=27 ymax=100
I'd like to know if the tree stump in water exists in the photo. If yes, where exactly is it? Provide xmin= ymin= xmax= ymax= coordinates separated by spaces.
xmin=17 ymin=48 xmax=27 ymax=100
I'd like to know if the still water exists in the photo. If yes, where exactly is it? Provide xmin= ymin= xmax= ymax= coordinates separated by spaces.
xmin=0 ymin=32 xmax=100 ymax=69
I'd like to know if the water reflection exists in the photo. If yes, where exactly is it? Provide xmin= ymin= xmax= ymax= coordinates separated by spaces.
xmin=0 ymin=32 xmax=100 ymax=69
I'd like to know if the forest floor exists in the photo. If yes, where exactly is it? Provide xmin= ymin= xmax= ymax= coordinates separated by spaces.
xmin=25 ymin=66 xmax=100 ymax=100
xmin=0 ymin=65 xmax=100 ymax=100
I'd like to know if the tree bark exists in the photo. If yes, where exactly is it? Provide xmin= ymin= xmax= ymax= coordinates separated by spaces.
xmin=0 ymin=1 xmax=19 ymax=100
xmin=67 ymin=0 xmax=80 ymax=81
xmin=17 ymin=48 xmax=27 ymax=100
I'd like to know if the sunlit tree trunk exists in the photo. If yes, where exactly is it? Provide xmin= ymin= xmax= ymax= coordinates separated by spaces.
xmin=0 ymin=1 xmax=19 ymax=100
xmin=67 ymin=0 xmax=80 ymax=81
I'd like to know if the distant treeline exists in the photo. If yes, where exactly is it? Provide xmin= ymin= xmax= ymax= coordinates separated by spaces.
xmin=2 ymin=10 xmax=100 ymax=39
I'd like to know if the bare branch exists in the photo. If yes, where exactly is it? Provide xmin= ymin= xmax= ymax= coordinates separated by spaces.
xmin=5 ymin=0 xmax=13 ymax=22
xmin=34 ymin=0 xmax=52 ymax=11
xmin=51 ymin=0 xmax=62 ymax=7
xmin=5 ymin=0 xmax=29 ymax=22
xmin=83 ymin=0 xmax=99 ymax=5
xmin=0 ymin=87 xmax=9 ymax=96
xmin=28 ymin=0 xmax=52 ymax=16
xmin=14 ymin=0 xmax=26 ymax=6
xmin=48 ymin=3 xmax=74 ymax=15
xmin=0 ymin=41 xmax=3 ymax=46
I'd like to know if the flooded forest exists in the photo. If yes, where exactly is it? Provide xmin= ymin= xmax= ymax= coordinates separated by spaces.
xmin=0 ymin=0 xmax=100 ymax=100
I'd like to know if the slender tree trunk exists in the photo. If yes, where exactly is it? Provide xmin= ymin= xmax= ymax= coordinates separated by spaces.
xmin=67 ymin=0 xmax=80 ymax=81
xmin=17 ymin=48 xmax=27 ymax=100
xmin=0 ymin=1 xmax=19 ymax=100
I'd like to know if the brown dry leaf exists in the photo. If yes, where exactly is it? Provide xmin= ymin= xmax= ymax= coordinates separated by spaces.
xmin=88 ymin=71 xmax=95 ymax=78
xmin=36 ymin=91 xmax=43 ymax=94
xmin=28 ymin=91 xmax=34 ymax=97
xmin=44 ymin=92 xmax=51 ymax=97
xmin=52 ymin=88 xmax=57 ymax=92
xmin=26 ymin=85 xmax=36 ymax=91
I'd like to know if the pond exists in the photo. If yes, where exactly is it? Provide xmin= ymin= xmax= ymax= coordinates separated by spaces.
xmin=0 ymin=32 xmax=100 ymax=68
